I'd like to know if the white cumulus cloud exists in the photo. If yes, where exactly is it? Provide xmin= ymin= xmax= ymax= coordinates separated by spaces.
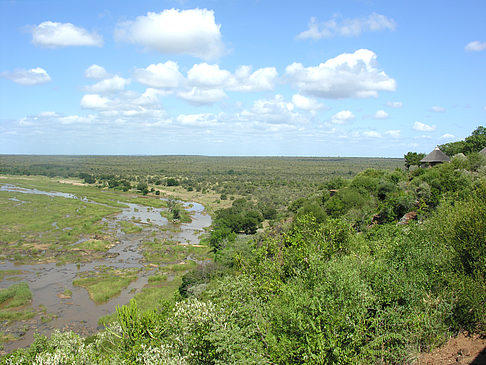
xmin=177 ymin=113 xmax=218 ymax=127
xmin=465 ymin=40 xmax=486 ymax=52
xmin=239 ymin=95 xmax=305 ymax=125
xmin=178 ymin=87 xmax=227 ymax=105
xmin=440 ymin=133 xmax=455 ymax=140
xmin=85 ymin=65 xmax=109 ymax=80
xmin=285 ymin=49 xmax=396 ymax=99
xmin=30 ymin=21 xmax=103 ymax=47
xmin=374 ymin=110 xmax=389 ymax=119
xmin=80 ymin=94 xmax=111 ymax=109
xmin=413 ymin=121 xmax=436 ymax=132
xmin=297 ymin=13 xmax=396 ymax=40
xmin=85 ymin=75 xmax=130 ymax=93
xmin=331 ymin=110 xmax=355 ymax=124
xmin=115 ymin=9 xmax=224 ymax=60
xmin=385 ymin=129 xmax=400 ymax=138
xmin=133 ymin=61 xmax=184 ymax=88
xmin=2 ymin=67 xmax=51 ymax=85
xmin=187 ymin=63 xmax=278 ymax=92
xmin=229 ymin=66 xmax=278 ymax=92
xmin=187 ymin=63 xmax=232 ymax=87
xmin=292 ymin=94 xmax=325 ymax=111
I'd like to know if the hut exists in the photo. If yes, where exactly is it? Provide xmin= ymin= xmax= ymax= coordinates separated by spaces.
xmin=420 ymin=146 xmax=450 ymax=167
xmin=480 ymin=147 xmax=486 ymax=156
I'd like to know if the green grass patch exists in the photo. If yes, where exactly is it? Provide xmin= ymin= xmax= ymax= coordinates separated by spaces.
xmin=128 ymin=197 xmax=168 ymax=208
xmin=0 ymin=282 xmax=32 ymax=309
xmin=147 ymin=273 xmax=168 ymax=284
xmin=73 ymin=267 xmax=140 ymax=304
xmin=0 ymin=282 xmax=36 ymax=323
xmin=0 ymin=188 xmax=119 ymax=263
xmin=0 ymin=270 xmax=24 ymax=281
xmin=76 ymin=239 xmax=113 ymax=251
xmin=142 ymin=240 xmax=209 ymax=264
xmin=119 ymin=221 xmax=143 ymax=234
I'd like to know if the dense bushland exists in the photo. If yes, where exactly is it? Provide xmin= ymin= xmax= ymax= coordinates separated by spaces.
xmin=2 ymin=152 xmax=485 ymax=363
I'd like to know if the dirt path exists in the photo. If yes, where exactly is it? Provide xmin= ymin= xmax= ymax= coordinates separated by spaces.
xmin=416 ymin=333 xmax=486 ymax=364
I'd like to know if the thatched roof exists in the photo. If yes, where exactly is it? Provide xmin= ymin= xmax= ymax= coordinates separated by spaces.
xmin=420 ymin=147 xmax=450 ymax=163
xmin=480 ymin=147 xmax=486 ymax=156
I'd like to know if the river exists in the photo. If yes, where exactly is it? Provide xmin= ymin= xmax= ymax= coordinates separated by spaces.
xmin=0 ymin=183 xmax=211 ymax=353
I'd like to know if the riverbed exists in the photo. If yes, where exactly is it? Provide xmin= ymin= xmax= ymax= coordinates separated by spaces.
xmin=0 ymin=183 xmax=211 ymax=352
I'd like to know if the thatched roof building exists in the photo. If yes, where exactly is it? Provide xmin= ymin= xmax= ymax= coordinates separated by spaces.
xmin=420 ymin=146 xmax=450 ymax=167
xmin=480 ymin=147 xmax=486 ymax=156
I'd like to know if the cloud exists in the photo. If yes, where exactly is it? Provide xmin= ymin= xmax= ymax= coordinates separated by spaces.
xmin=285 ymin=49 xmax=396 ymax=99
xmin=387 ymin=101 xmax=403 ymax=108
xmin=187 ymin=63 xmax=232 ymax=87
xmin=363 ymin=131 xmax=382 ymax=138
xmin=374 ymin=110 xmax=389 ymax=119
xmin=80 ymin=94 xmax=111 ymax=109
xmin=440 ymin=133 xmax=455 ymax=140
xmin=297 ymin=13 xmax=396 ymax=40
xmin=430 ymin=106 xmax=445 ymax=112
xmin=465 ymin=41 xmax=486 ymax=52
xmin=187 ymin=63 xmax=278 ymax=92
xmin=2 ymin=67 xmax=51 ymax=85
xmin=331 ymin=110 xmax=355 ymax=124
xmin=59 ymin=115 xmax=95 ymax=125
xmin=178 ymin=87 xmax=227 ymax=105
xmin=134 ymin=88 xmax=166 ymax=106
xmin=115 ymin=9 xmax=224 ymax=60
xmin=30 ymin=21 xmax=103 ymax=47
xmin=133 ymin=61 xmax=184 ymax=88
xmin=239 ymin=94 xmax=305 ymax=125
xmin=413 ymin=121 xmax=436 ymax=132
xmin=85 ymin=65 xmax=109 ymax=80
xmin=85 ymin=75 xmax=130 ymax=93
xmin=292 ymin=94 xmax=325 ymax=111
xmin=177 ymin=113 xmax=218 ymax=127
xmin=384 ymin=129 xmax=400 ymax=138
xmin=229 ymin=66 xmax=278 ymax=92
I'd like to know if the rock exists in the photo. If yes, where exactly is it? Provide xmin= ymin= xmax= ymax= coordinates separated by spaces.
xmin=398 ymin=211 xmax=417 ymax=225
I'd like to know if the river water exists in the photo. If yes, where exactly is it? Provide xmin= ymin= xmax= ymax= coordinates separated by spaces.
xmin=0 ymin=184 xmax=211 ymax=352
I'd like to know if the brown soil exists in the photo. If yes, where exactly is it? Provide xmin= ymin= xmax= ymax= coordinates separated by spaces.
xmin=416 ymin=333 xmax=486 ymax=364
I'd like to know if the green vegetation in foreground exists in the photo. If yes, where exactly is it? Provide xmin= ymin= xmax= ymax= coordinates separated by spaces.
xmin=3 ymin=144 xmax=485 ymax=364
xmin=0 ymin=282 xmax=36 ymax=323
xmin=2 ymin=132 xmax=485 ymax=363
xmin=73 ymin=267 xmax=140 ymax=304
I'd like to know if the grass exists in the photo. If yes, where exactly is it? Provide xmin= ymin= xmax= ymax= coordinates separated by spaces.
xmin=76 ymin=239 xmax=113 ymax=251
xmin=142 ymin=239 xmax=210 ymax=264
xmin=0 ymin=188 xmax=119 ymax=263
xmin=0 ymin=270 xmax=24 ymax=281
xmin=73 ymin=267 xmax=140 ymax=304
xmin=0 ymin=282 xmax=36 ymax=323
xmin=119 ymin=221 xmax=143 ymax=234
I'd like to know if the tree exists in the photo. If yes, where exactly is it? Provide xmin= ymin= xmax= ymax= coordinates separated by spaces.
xmin=404 ymin=152 xmax=426 ymax=170
xmin=439 ymin=126 xmax=486 ymax=155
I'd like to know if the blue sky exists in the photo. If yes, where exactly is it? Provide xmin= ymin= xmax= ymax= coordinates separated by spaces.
xmin=1 ymin=0 xmax=485 ymax=156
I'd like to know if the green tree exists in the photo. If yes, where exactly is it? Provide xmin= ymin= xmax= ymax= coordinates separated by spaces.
xmin=404 ymin=152 xmax=426 ymax=170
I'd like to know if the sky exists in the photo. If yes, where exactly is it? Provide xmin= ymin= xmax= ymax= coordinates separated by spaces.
xmin=0 ymin=0 xmax=485 ymax=157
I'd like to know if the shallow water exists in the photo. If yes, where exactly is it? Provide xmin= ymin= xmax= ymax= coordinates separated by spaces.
xmin=0 ymin=184 xmax=211 ymax=353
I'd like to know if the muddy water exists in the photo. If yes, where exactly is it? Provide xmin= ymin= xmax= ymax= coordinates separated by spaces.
xmin=0 ymin=184 xmax=211 ymax=353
